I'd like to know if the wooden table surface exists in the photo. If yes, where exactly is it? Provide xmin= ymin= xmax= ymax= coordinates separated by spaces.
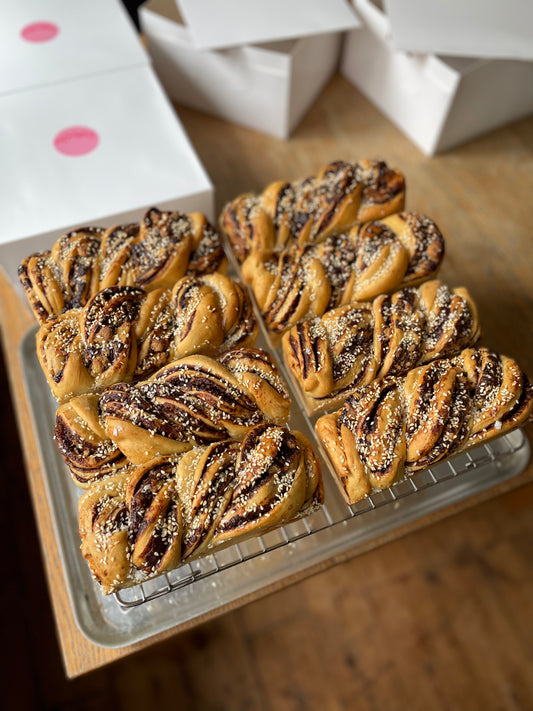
xmin=2 ymin=74 xmax=533 ymax=696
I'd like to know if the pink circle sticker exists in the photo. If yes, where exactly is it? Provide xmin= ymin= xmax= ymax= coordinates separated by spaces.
xmin=53 ymin=126 xmax=100 ymax=157
xmin=20 ymin=22 xmax=59 ymax=43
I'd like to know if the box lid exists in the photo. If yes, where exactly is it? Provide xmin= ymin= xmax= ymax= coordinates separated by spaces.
xmin=384 ymin=0 xmax=533 ymax=61
xmin=0 ymin=0 xmax=149 ymax=96
xmin=176 ymin=0 xmax=360 ymax=50
xmin=141 ymin=1 xmax=298 ymax=72
xmin=0 ymin=64 xmax=213 ymax=250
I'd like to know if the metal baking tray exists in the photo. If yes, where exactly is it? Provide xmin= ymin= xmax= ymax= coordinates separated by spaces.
xmin=19 ymin=317 xmax=531 ymax=649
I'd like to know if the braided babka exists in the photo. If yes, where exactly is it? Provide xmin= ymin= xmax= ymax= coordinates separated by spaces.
xmin=37 ymin=273 xmax=258 ymax=402
xmin=315 ymin=348 xmax=533 ymax=504
xmin=220 ymin=159 xmax=406 ymax=261
xmin=19 ymin=207 xmax=225 ymax=323
xmin=78 ymin=423 xmax=323 ymax=594
xmin=283 ymin=280 xmax=480 ymax=413
xmin=241 ymin=211 xmax=445 ymax=334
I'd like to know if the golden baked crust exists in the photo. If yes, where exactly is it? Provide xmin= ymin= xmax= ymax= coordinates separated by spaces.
xmin=78 ymin=424 xmax=323 ymax=595
xmin=220 ymin=159 xmax=406 ymax=261
xmin=316 ymin=348 xmax=533 ymax=504
xmin=54 ymin=394 xmax=128 ymax=488
xmin=283 ymin=280 xmax=480 ymax=413
xmin=37 ymin=273 xmax=258 ymax=402
xmin=19 ymin=207 xmax=226 ymax=324
xmin=242 ymin=212 xmax=445 ymax=334
xmin=78 ymin=469 xmax=133 ymax=595
xmin=99 ymin=349 xmax=291 ymax=464
xmin=55 ymin=347 xmax=291 ymax=485
xmin=125 ymin=458 xmax=183 ymax=574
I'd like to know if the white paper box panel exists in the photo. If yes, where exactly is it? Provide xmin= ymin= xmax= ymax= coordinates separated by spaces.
xmin=0 ymin=65 xmax=214 ymax=291
xmin=340 ymin=0 xmax=533 ymax=156
xmin=384 ymin=0 xmax=533 ymax=61
xmin=176 ymin=0 xmax=360 ymax=50
xmin=140 ymin=4 xmax=343 ymax=139
xmin=0 ymin=0 xmax=149 ymax=96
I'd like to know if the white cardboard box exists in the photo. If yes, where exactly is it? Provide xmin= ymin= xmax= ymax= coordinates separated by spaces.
xmin=384 ymin=0 xmax=533 ymax=61
xmin=0 ymin=65 xmax=214 ymax=291
xmin=340 ymin=0 xmax=533 ymax=156
xmin=140 ymin=1 xmax=344 ymax=139
xmin=0 ymin=0 xmax=149 ymax=95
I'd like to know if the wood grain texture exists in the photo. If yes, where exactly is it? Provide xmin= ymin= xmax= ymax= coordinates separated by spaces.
xmin=2 ymin=74 xmax=533 ymax=702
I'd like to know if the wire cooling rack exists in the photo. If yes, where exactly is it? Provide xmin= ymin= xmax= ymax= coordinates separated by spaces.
xmin=114 ymin=430 xmax=526 ymax=608
xmin=19 ymin=322 xmax=531 ymax=647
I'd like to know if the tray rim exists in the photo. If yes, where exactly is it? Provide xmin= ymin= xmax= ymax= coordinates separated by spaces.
xmin=18 ymin=322 xmax=532 ymax=649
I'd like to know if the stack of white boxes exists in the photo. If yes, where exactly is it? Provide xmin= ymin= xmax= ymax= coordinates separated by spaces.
xmin=139 ymin=0 xmax=360 ymax=139
xmin=340 ymin=0 xmax=533 ymax=156
xmin=0 ymin=0 xmax=214 ymax=292
xmin=4 ymin=0 xmax=531 ymax=297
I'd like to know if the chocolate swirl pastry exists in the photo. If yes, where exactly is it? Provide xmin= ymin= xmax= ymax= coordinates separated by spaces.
xmin=18 ymin=207 xmax=225 ymax=324
xmin=315 ymin=348 xmax=533 ymax=504
xmin=78 ymin=424 xmax=323 ymax=595
xmin=78 ymin=469 xmax=133 ymax=594
xmin=54 ymin=348 xmax=291 ymax=486
xmin=241 ymin=212 xmax=445 ymax=335
xmin=99 ymin=349 xmax=291 ymax=464
xmin=283 ymin=280 xmax=480 ymax=413
xmin=125 ymin=458 xmax=183 ymax=575
xmin=177 ymin=423 xmax=323 ymax=556
xmin=220 ymin=159 xmax=406 ymax=261
xmin=55 ymin=394 xmax=128 ymax=488
xmin=37 ymin=273 xmax=258 ymax=402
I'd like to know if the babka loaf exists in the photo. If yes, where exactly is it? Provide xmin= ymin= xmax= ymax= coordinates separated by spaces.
xmin=283 ymin=281 xmax=480 ymax=413
xmin=315 ymin=348 xmax=533 ymax=504
xmin=55 ymin=347 xmax=291 ymax=485
xmin=241 ymin=212 xmax=445 ymax=334
xmin=37 ymin=273 xmax=258 ymax=402
xmin=220 ymin=159 xmax=406 ymax=261
xmin=78 ymin=423 xmax=323 ymax=594
xmin=19 ymin=207 xmax=225 ymax=323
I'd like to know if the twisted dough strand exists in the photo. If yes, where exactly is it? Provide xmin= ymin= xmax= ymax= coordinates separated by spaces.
xmin=316 ymin=348 xmax=533 ymax=504
xmin=78 ymin=469 xmax=133 ymax=594
xmin=283 ymin=280 xmax=480 ymax=413
xmin=19 ymin=207 xmax=225 ymax=324
xmin=177 ymin=440 xmax=241 ymax=560
xmin=221 ymin=159 xmax=406 ymax=261
xmin=212 ymin=423 xmax=323 ymax=547
xmin=126 ymin=458 xmax=183 ymax=574
xmin=54 ymin=394 xmax=127 ymax=488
